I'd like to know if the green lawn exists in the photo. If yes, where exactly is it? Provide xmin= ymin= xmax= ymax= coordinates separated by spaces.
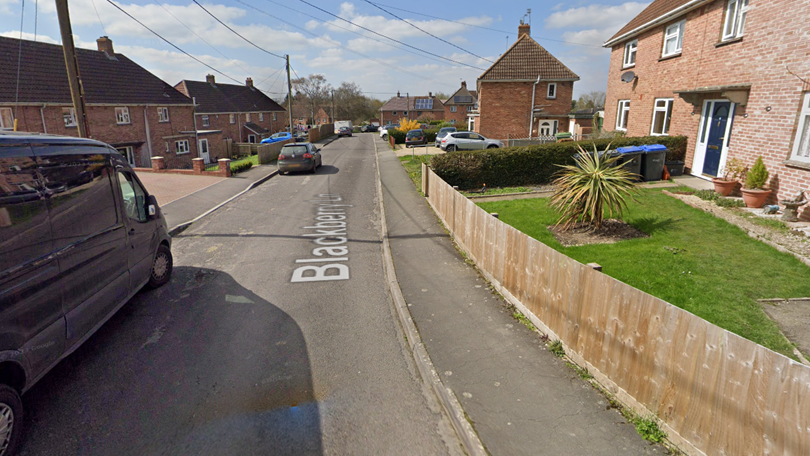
xmin=477 ymin=189 xmax=810 ymax=358
xmin=461 ymin=186 xmax=532 ymax=197
xmin=205 ymin=155 xmax=259 ymax=172
xmin=399 ymin=155 xmax=430 ymax=191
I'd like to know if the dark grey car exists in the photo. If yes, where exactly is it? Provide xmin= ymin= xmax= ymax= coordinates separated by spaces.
xmin=278 ymin=143 xmax=322 ymax=174
xmin=0 ymin=133 xmax=172 ymax=454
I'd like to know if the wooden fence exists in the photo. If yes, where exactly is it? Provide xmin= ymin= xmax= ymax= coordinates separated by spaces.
xmin=423 ymin=165 xmax=810 ymax=456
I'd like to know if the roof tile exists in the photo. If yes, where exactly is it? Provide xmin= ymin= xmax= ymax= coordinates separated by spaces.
xmin=478 ymin=34 xmax=579 ymax=81
xmin=177 ymin=79 xmax=286 ymax=114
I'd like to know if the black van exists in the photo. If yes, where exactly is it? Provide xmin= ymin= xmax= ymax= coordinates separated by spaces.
xmin=0 ymin=133 xmax=172 ymax=453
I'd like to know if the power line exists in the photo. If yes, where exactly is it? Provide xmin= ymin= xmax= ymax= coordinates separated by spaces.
xmin=362 ymin=0 xmax=493 ymax=63
xmin=192 ymin=0 xmax=285 ymax=60
xmin=367 ymin=1 xmax=603 ymax=48
xmin=105 ymin=0 xmax=241 ymax=83
xmin=90 ymin=0 xmax=108 ymax=37
xmin=296 ymin=0 xmax=486 ymax=71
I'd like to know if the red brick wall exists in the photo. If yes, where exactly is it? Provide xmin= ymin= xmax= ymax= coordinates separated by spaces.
xmin=478 ymin=80 xmax=573 ymax=140
xmin=604 ymin=0 xmax=810 ymax=214
xmin=443 ymin=105 xmax=473 ymax=125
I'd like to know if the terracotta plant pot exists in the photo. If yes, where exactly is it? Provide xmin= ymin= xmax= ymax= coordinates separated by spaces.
xmin=711 ymin=178 xmax=738 ymax=196
xmin=740 ymin=188 xmax=772 ymax=208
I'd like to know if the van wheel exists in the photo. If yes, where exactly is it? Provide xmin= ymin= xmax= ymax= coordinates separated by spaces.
xmin=0 ymin=385 xmax=22 ymax=456
xmin=148 ymin=244 xmax=173 ymax=288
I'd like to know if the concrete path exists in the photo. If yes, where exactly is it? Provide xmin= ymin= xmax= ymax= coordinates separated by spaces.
xmin=377 ymin=136 xmax=665 ymax=455
xmin=135 ymin=172 xmax=225 ymax=206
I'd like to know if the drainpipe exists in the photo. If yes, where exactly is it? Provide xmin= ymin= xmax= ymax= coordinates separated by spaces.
xmin=192 ymin=97 xmax=199 ymax=159
xmin=144 ymin=106 xmax=153 ymax=167
xmin=40 ymin=105 xmax=47 ymax=134
xmin=529 ymin=75 xmax=541 ymax=140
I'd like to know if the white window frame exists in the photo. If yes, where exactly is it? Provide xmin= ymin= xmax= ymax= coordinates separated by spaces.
xmin=662 ymin=20 xmax=685 ymax=58
xmin=623 ymin=40 xmax=637 ymax=68
xmin=246 ymin=113 xmax=252 ymax=122
xmin=547 ymin=83 xmax=557 ymax=99
xmin=62 ymin=107 xmax=77 ymax=127
xmin=616 ymin=100 xmax=630 ymax=131
xmin=115 ymin=107 xmax=131 ymax=125
xmin=229 ymin=113 xmax=235 ymax=124
xmin=273 ymin=113 xmax=277 ymax=121
xmin=248 ymin=134 xmax=256 ymax=143
xmin=790 ymin=93 xmax=810 ymax=163
xmin=392 ymin=111 xmax=397 ymax=116
xmin=175 ymin=139 xmax=190 ymax=155
xmin=202 ymin=115 xmax=210 ymax=127
xmin=467 ymin=106 xmax=474 ymax=112
xmin=722 ymin=0 xmax=750 ymax=41
xmin=650 ymin=98 xmax=674 ymax=136
xmin=0 ymin=107 xmax=13 ymax=130
xmin=158 ymin=107 xmax=169 ymax=123
xmin=450 ymin=106 xmax=457 ymax=113
xmin=259 ymin=113 xmax=264 ymax=122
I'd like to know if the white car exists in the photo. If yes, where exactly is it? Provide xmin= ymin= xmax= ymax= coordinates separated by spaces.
xmin=440 ymin=132 xmax=504 ymax=151
xmin=379 ymin=126 xmax=389 ymax=140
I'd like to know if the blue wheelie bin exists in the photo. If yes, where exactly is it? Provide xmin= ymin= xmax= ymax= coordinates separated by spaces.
xmin=615 ymin=146 xmax=643 ymax=180
xmin=640 ymin=144 xmax=667 ymax=181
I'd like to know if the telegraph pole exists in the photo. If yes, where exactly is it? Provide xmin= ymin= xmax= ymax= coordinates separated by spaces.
xmin=286 ymin=54 xmax=294 ymax=133
xmin=55 ymin=0 xmax=89 ymax=137
xmin=331 ymin=89 xmax=335 ymax=124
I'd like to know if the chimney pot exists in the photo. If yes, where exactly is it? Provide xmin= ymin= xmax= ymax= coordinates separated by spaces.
xmin=518 ymin=23 xmax=530 ymax=38
xmin=206 ymin=74 xmax=216 ymax=85
xmin=429 ymin=92 xmax=432 ymax=98
xmin=397 ymin=91 xmax=401 ymax=97
xmin=96 ymin=36 xmax=114 ymax=55
xmin=246 ymin=77 xmax=254 ymax=87
xmin=461 ymin=81 xmax=467 ymax=88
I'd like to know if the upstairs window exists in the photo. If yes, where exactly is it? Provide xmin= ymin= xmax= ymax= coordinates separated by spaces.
xmin=115 ymin=107 xmax=130 ymax=125
xmin=259 ymin=113 xmax=264 ymax=122
xmin=723 ymin=0 xmax=750 ymax=41
xmin=62 ymin=108 xmax=77 ymax=127
xmin=790 ymin=93 xmax=810 ymax=163
xmin=662 ymin=20 xmax=685 ymax=57
xmin=273 ymin=113 xmax=277 ymax=121
xmin=467 ymin=106 xmax=474 ymax=112
xmin=623 ymin=40 xmax=637 ymax=67
xmin=158 ymin=107 xmax=169 ymax=122
xmin=616 ymin=100 xmax=630 ymax=131
xmin=202 ymin=115 xmax=210 ymax=127
xmin=450 ymin=106 xmax=457 ymax=113
xmin=246 ymin=113 xmax=252 ymax=122
xmin=547 ymin=83 xmax=557 ymax=99
xmin=229 ymin=113 xmax=235 ymax=124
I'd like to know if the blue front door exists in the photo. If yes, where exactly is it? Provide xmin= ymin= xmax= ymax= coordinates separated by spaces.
xmin=703 ymin=101 xmax=733 ymax=177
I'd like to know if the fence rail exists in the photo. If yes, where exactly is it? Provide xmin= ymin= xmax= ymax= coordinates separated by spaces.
xmin=423 ymin=165 xmax=810 ymax=456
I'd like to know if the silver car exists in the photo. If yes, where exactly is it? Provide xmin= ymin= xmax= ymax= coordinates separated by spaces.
xmin=440 ymin=132 xmax=504 ymax=151
xmin=434 ymin=127 xmax=457 ymax=147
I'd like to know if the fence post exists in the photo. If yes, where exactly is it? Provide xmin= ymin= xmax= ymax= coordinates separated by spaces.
xmin=422 ymin=162 xmax=429 ymax=197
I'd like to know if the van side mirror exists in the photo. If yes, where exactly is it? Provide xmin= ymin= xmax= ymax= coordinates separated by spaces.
xmin=146 ymin=194 xmax=158 ymax=220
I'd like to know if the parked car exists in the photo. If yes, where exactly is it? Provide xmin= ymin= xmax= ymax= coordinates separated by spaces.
xmin=405 ymin=129 xmax=427 ymax=147
xmin=434 ymin=127 xmax=457 ymax=147
xmin=278 ymin=142 xmax=322 ymax=174
xmin=441 ymin=132 xmax=503 ymax=151
xmin=0 ymin=133 xmax=173 ymax=454
xmin=379 ymin=126 xmax=389 ymax=140
xmin=293 ymin=133 xmax=307 ymax=143
xmin=338 ymin=127 xmax=352 ymax=138
xmin=261 ymin=132 xmax=292 ymax=144
xmin=361 ymin=125 xmax=378 ymax=132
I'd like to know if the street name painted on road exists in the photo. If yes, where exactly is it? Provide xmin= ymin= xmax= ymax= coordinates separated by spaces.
xmin=291 ymin=194 xmax=352 ymax=282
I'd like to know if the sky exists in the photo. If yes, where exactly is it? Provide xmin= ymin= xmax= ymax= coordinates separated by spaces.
xmin=0 ymin=0 xmax=649 ymax=103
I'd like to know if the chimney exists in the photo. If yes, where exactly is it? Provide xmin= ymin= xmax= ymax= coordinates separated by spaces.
xmin=96 ymin=36 xmax=114 ymax=55
xmin=461 ymin=81 xmax=466 ymax=88
xmin=429 ymin=91 xmax=432 ymax=98
xmin=246 ymin=77 xmax=254 ymax=88
xmin=397 ymin=91 xmax=401 ymax=97
xmin=206 ymin=74 xmax=216 ymax=85
xmin=518 ymin=22 xmax=530 ymax=38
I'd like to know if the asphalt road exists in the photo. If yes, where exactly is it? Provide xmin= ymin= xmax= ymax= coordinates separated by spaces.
xmin=18 ymin=134 xmax=460 ymax=455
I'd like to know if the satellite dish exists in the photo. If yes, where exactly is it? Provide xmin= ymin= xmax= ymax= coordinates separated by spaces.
xmin=621 ymin=71 xmax=636 ymax=83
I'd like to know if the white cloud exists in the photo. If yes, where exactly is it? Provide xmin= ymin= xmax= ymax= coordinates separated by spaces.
xmin=0 ymin=31 xmax=58 ymax=43
xmin=561 ymin=28 xmax=618 ymax=55
xmin=544 ymin=2 xmax=649 ymax=30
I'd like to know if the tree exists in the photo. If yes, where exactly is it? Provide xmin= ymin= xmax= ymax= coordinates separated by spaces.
xmin=292 ymin=74 xmax=332 ymax=121
xmin=573 ymin=91 xmax=606 ymax=111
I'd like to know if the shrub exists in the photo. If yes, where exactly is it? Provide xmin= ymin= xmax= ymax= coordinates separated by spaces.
xmin=694 ymin=189 xmax=720 ymax=201
xmin=429 ymin=135 xmax=687 ymax=189
xmin=230 ymin=161 xmax=253 ymax=174
xmin=387 ymin=128 xmax=406 ymax=144
xmin=398 ymin=118 xmax=420 ymax=132
xmin=744 ymin=156 xmax=769 ymax=189
xmin=550 ymin=143 xmax=639 ymax=230
xmin=716 ymin=197 xmax=745 ymax=208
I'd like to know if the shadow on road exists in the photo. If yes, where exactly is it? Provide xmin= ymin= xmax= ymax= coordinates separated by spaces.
xmin=19 ymin=267 xmax=322 ymax=456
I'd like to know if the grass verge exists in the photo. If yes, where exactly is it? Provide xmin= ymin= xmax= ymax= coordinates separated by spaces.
xmin=477 ymin=189 xmax=809 ymax=357
xmin=398 ymin=155 xmax=430 ymax=191
xmin=460 ymin=186 xmax=532 ymax=197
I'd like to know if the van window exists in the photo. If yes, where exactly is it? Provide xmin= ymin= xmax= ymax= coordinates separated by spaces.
xmin=0 ymin=150 xmax=52 ymax=272
xmin=117 ymin=172 xmax=147 ymax=222
xmin=36 ymin=148 xmax=118 ymax=249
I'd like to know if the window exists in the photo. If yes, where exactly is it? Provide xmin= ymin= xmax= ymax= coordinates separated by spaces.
xmin=450 ymin=106 xmax=457 ymax=113
xmin=650 ymin=98 xmax=674 ymax=136
xmin=616 ymin=100 xmax=630 ymax=130
xmin=246 ymin=113 xmax=251 ymax=122
xmin=790 ymin=93 xmax=810 ymax=163
xmin=116 ymin=146 xmax=136 ymax=166
xmin=662 ymin=20 xmax=685 ymax=57
xmin=547 ymin=83 xmax=557 ymax=99
xmin=229 ymin=113 xmax=235 ymax=124
xmin=0 ymin=108 xmax=13 ymax=130
xmin=403 ymin=111 xmax=408 ymax=116
xmin=723 ymin=0 xmax=749 ymax=41
xmin=62 ymin=108 xmax=77 ymax=127
xmin=259 ymin=113 xmax=264 ymax=122
xmin=175 ymin=140 xmax=190 ymax=154
xmin=273 ymin=113 xmax=277 ymax=121
xmin=623 ymin=40 xmax=637 ymax=67
xmin=117 ymin=172 xmax=147 ymax=222
xmin=115 ymin=107 xmax=130 ymax=125
xmin=392 ymin=111 xmax=397 ymax=116
xmin=158 ymin=107 xmax=169 ymax=122
xmin=467 ymin=106 xmax=473 ymax=112
xmin=202 ymin=115 xmax=210 ymax=127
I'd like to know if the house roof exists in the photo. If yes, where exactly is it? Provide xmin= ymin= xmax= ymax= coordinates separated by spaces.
xmin=478 ymin=34 xmax=579 ymax=82
xmin=175 ymin=78 xmax=286 ymax=114
xmin=379 ymin=95 xmax=444 ymax=112
xmin=244 ymin=122 xmax=269 ymax=134
xmin=444 ymin=84 xmax=478 ymax=105
xmin=0 ymin=36 xmax=191 ymax=105
xmin=604 ymin=0 xmax=711 ymax=46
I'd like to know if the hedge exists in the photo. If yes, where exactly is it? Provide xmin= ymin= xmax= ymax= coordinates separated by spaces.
xmin=429 ymin=135 xmax=688 ymax=189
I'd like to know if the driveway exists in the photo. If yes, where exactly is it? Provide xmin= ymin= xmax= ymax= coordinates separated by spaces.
xmin=136 ymin=172 xmax=226 ymax=206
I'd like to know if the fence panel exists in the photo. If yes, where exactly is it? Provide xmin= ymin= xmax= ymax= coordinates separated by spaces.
xmin=422 ymin=166 xmax=810 ymax=456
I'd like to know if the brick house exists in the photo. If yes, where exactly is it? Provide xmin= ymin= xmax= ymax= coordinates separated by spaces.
xmin=314 ymin=107 xmax=332 ymax=125
xmin=175 ymin=75 xmax=286 ymax=146
xmin=568 ymin=107 xmax=604 ymax=139
xmin=0 ymin=35 xmax=204 ymax=169
xmin=443 ymin=82 xmax=478 ymax=126
xmin=603 ymin=0 xmax=810 ymax=215
xmin=379 ymin=92 xmax=445 ymax=126
xmin=476 ymin=23 xmax=579 ymax=140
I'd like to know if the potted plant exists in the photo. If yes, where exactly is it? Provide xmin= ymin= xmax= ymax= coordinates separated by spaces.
xmin=740 ymin=156 xmax=772 ymax=208
xmin=712 ymin=158 xmax=746 ymax=196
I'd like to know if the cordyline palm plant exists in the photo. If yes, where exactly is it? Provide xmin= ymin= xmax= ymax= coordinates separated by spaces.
xmin=550 ymin=143 xmax=639 ymax=231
